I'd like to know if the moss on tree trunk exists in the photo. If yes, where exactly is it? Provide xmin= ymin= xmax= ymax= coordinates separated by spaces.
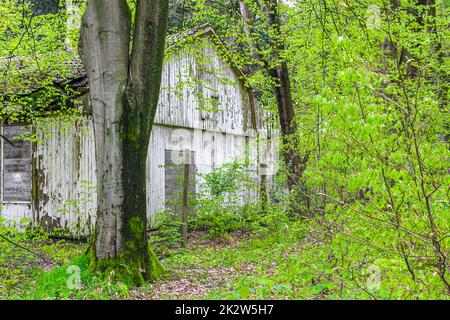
xmin=79 ymin=0 xmax=169 ymax=286
xmin=87 ymin=229 xmax=163 ymax=286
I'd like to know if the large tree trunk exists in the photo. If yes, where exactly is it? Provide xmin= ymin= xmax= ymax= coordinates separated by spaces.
xmin=79 ymin=0 xmax=168 ymax=285
xmin=120 ymin=0 xmax=169 ymax=284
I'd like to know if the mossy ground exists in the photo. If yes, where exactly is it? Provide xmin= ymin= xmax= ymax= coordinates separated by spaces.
xmin=2 ymin=218 xmax=450 ymax=299
xmin=85 ymin=216 xmax=164 ymax=286
xmin=86 ymin=243 xmax=164 ymax=287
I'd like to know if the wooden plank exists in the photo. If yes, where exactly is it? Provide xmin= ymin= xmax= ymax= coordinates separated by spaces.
xmin=164 ymin=149 xmax=196 ymax=214
xmin=181 ymin=154 xmax=190 ymax=246
xmin=2 ymin=126 xmax=32 ymax=202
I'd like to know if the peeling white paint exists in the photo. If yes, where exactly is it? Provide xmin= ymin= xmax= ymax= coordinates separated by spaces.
xmin=1 ymin=36 xmax=274 ymax=234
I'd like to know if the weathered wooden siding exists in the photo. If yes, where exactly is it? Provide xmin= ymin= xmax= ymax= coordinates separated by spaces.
xmin=156 ymin=37 xmax=256 ymax=135
xmin=25 ymin=120 xmax=259 ymax=232
xmin=0 ymin=203 xmax=32 ymax=226
xmin=0 ymin=125 xmax=33 ymax=226
xmin=33 ymin=116 xmax=97 ymax=235
xmin=146 ymin=124 xmax=259 ymax=223
xmin=1 ymin=32 xmax=269 ymax=233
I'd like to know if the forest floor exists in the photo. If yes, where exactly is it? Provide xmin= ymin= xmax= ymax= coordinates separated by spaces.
xmin=3 ymin=218 xmax=443 ymax=299
xmin=1 ymin=221 xmax=333 ymax=300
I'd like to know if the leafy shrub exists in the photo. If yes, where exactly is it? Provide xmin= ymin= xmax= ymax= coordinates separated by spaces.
xmin=190 ymin=160 xmax=260 ymax=239
xmin=29 ymin=254 xmax=131 ymax=300
xmin=149 ymin=210 xmax=184 ymax=256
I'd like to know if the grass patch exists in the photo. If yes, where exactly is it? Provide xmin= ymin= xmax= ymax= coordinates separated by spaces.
xmin=3 ymin=213 xmax=450 ymax=300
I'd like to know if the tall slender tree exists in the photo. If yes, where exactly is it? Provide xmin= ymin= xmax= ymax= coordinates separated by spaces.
xmin=79 ymin=0 xmax=169 ymax=285
xmin=239 ymin=0 xmax=307 ymax=192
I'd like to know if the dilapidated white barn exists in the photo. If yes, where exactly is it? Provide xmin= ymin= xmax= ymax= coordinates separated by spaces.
xmin=0 ymin=24 xmax=276 ymax=234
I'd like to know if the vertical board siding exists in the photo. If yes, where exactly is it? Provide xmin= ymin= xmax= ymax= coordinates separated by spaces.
xmin=2 ymin=33 xmax=270 ymax=234
xmin=33 ymin=116 xmax=97 ymax=235
xmin=146 ymin=125 xmax=260 ymax=223
xmin=0 ymin=203 xmax=33 ymax=226
xmin=2 ymin=126 xmax=33 ymax=202
xmin=156 ymin=38 xmax=254 ymax=136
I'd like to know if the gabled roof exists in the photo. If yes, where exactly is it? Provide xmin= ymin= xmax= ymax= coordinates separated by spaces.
xmin=1 ymin=24 xmax=258 ymax=128
xmin=165 ymin=23 xmax=259 ymax=129
xmin=166 ymin=23 xmax=248 ymax=81
xmin=2 ymin=24 xmax=249 ymax=98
